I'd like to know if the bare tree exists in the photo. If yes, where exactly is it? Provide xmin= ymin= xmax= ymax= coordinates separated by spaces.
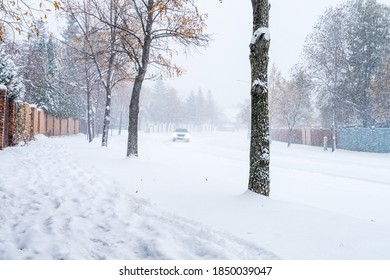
xmin=271 ymin=66 xmax=312 ymax=147
xmin=304 ymin=0 xmax=390 ymax=149
xmin=248 ymin=0 xmax=271 ymax=196
xmin=268 ymin=64 xmax=281 ymax=130
xmin=0 ymin=0 xmax=60 ymax=41
xmin=304 ymin=5 xmax=350 ymax=152
xmin=115 ymin=0 xmax=209 ymax=157
xmin=63 ymin=0 xmax=132 ymax=146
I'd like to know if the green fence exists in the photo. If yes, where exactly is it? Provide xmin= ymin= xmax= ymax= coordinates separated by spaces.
xmin=338 ymin=127 xmax=390 ymax=153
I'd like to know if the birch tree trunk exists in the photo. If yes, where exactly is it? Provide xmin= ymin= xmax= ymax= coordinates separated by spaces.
xmin=101 ymin=86 xmax=112 ymax=146
xmin=85 ymin=64 xmax=94 ymax=143
xmin=248 ymin=0 xmax=271 ymax=196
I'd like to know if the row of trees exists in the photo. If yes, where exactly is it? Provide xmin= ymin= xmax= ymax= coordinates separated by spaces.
xmin=305 ymin=0 xmax=390 ymax=130
xmin=60 ymin=0 xmax=209 ymax=154
xmin=110 ymin=81 xmax=222 ymax=133
xmin=238 ymin=0 xmax=390 ymax=151
xmin=21 ymin=22 xmax=85 ymax=119
xmin=1 ymin=0 xmax=210 ymax=151
xmin=2 ymin=0 xmax=272 ymax=197
xmin=142 ymin=81 xmax=220 ymax=127
xmin=2 ymin=21 xmax=220 ymax=140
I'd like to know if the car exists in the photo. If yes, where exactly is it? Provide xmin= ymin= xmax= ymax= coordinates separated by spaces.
xmin=172 ymin=128 xmax=190 ymax=142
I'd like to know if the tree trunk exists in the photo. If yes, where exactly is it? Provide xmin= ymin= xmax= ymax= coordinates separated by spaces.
xmin=127 ymin=72 xmax=146 ymax=157
xmin=118 ymin=110 xmax=122 ymax=135
xmin=248 ymin=0 xmax=271 ymax=196
xmin=331 ymin=104 xmax=336 ymax=152
xmin=86 ymin=88 xmax=93 ymax=142
xmin=126 ymin=0 xmax=153 ymax=157
xmin=287 ymin=127 xmax=292 ymax=147
xmin=92 ymin=108 xmax=96 ymax=139
xmin=101 ymin=87 xmax=112 ymax=147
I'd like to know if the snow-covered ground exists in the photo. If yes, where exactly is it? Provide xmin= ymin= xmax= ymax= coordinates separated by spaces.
xmin=1 ymin=131 xmax=389 ymax=259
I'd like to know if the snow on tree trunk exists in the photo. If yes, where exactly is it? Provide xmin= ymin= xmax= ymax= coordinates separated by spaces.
xmin=118 ymin=110 xmax=122 ymax=136
xmin=101 ymin=87 xmax=112 ymax=147
xmin=248 ymin=0 xmax=271 ymax=196
xmin=86 ymin=87 xmax=93 ymax=143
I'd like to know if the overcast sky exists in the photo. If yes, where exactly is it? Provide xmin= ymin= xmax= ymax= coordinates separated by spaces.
xmin=46 ymin=0 xmax=390 ymax=117
xmin=155 ymin=0 xmax=390 ymax=118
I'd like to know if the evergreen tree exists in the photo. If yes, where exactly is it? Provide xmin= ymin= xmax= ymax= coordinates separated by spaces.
xmin=195 ymin=89 xmax=205 ymax=125
xmin=0 ymin=44 xmax=24 ymax=99
xmin=204 ymin=90 xmax=219 ymax=126
xmin=58 ymin=16 xmax=86 ymax=119
xmin=164 ymin=86 xmax=183 ymax=124
xmin=45 ymin=36 xmax=63 ymax=115
xmin=148 ymin=80 xmax=167 ymax=123
xmin=19 ymin=22 xmax=86 ymax=119
xmin=185 ymin=91 xmax=197 ymax=125
xmin=21 ymin=23 xmax=60 ymax=114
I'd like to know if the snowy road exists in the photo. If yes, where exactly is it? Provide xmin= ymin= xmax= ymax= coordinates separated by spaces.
xmin=0 ymin=135 xmax=277 ymax=260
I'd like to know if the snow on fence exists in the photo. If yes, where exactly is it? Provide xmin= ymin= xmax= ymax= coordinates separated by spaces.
xmin=271 ymin=128 xmax=303 ymax=145
xmin=0 ymin=88 xmax=80 ymax=150
xmin=271 ymin=127 xmax=335 ymax=147
xmin=338 ymin=127 xmax=390 ymax=153
xmin=271 ymin=126 xmax=390 ymax=153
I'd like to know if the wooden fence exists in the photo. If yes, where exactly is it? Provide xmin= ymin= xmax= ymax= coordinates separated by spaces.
xmin=271 ymin=127 xmax=335 ymax=147
xmin=0 ymin=87 xmax=80 ymax=150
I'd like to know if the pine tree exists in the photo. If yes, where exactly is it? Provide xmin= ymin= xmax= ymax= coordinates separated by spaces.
xmin=204 ymin=90 xmax=219 ymax=126
xmin=58 ymin=16 xmax=86 ymax=119
xmin=0 ymin=45 xmax=24 ymax=99
xmin=185 ymin=91 xmax=197 ymax=125
xmin=195 ymin=89 xmax=205 ymax=125
xmin=22 ymin=24 xmax=55 ymax=113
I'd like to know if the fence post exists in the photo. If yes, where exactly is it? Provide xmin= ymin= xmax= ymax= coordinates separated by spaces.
xmin=0 ymin=86 xmax=7 ymax=150
xmin=8 ymin=99 xmax=16 ymax=146
xmin=30 ymin=106 xmax=38 ymax=138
